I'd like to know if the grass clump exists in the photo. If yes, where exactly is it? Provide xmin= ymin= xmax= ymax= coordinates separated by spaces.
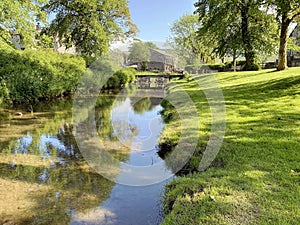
xmin=160 ymin=68 xmax=300 ymax=224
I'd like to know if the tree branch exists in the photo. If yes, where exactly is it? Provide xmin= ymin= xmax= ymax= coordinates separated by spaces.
xmin=291 ymin=11 xmax=300 ymax=22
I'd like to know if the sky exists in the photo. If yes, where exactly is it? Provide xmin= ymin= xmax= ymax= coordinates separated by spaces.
xmin=128 ymin=0 xmax=196 ymax=42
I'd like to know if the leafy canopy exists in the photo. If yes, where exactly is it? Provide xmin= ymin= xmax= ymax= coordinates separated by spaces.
xmin=0 ymin=0 xmax=48 ymax=46
xmin=194 ymin=0 xmax=279 ymax=67
xmin=128 ymin=41 xmax=151 ymax=63
xmin=43 ymin=0 xmax=138 ymax=56
xmin=168 ymin=14 xmax=213 ymax=65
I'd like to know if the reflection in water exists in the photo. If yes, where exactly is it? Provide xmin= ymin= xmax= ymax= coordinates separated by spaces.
xmin=0 ymin=78 xmax=172 ymax=225
xmin=0 ymin=114 xmax=114 ymax=225
xmin=111 ymin=97 xmax=164 ymax=166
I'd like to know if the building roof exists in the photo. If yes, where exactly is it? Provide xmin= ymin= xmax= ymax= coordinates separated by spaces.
xmin=149 ymin=48 xmax=177 ymax=65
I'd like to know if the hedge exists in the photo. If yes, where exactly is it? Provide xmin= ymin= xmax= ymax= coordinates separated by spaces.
xmin=0 ymin=46 xmax=86 ymax=103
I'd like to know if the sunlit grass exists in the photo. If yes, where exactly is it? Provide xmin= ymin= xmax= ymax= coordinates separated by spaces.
xmin=161 ymin=68 xmax=300 ymax=224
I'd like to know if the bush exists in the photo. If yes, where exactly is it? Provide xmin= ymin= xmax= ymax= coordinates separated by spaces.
xmin=0 ymin=47 xmax=86 ymax=103
xmin=237 ymin=60 xmax=246 ymax=66
xmin=186 ymin=64 xmax=226 ymax=72
xmin=207 ymin=64 xmax=225 ymax=71
xmin=186 ymin=61 xmax=248 ymax=73
xmin=106 ymin=67 xmax=137 ymax=89
xmin=223 ymin=60 xmax=246 ymax=70
xmin=242 ymin=63 xmax=261 ymax=71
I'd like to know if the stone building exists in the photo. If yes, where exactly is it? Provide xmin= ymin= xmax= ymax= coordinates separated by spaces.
xmin=147 ymin=48 xmax=177 ymax=72
xmin=53 ymin=33 xmax=77 ymax=55
xmin=130 ymin=48 xmax=177 ymax=72
xmin=287 ymin=23 xmax=300 ymax=67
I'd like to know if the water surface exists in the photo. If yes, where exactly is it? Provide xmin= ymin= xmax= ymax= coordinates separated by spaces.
xmin=0 ymin=81 xmax=173 ymax=225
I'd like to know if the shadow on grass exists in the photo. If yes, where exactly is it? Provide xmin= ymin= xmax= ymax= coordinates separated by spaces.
xmin=160 ymin=69 xmax=300 ymax=224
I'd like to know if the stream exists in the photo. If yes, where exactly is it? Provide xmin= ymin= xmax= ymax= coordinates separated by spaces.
xmin=0 ymin=78 xmax=174 ymax=225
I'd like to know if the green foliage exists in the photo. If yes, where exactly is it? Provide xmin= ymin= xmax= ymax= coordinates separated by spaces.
xmin=269 ymin=0 xmax=300 ymax=70
xmin=242 ymin=63 xmax=261 ymax=71
xmin=0 ymin=47 xmax=86 ymax=103
xmin=128 ymin=41 xmax=151 ymax=63
xmin=133 ymin=98 xmax=152 ymax=114
xmin=36 ymin=33 xmax=54 ymax=49
xmin=0 ymin=0 xmax=48 ymax=47
xmin=194 ymin=0 xmax=279 ymax=69
xmin=207 ymin=64 xmax=225 ymax=71
xmin=224 ymin=60 xmax=246 ymax=69
xmin=186 ymin=63 xmax=225 ymax=72
xmin=109 ymin=48 xmax=126 ymax=67
xmin=43 ymin=0 xmax=137 ymax=57
xmin=185 ymin=60 xmax=248 ymax=73
xmin=141 ymin=61 xmax=147 ymax=71
xmin=168 ymin=14 xmax=213 ymax=66
xmin=0 ymin=79 xmax=9 ymax=104
xmin=288 ymin=37 xmax=300 ymax=52
xmin=105 ymin=67 xmax=137 ymax=89
xmin=0 ymin=38 xmax=15 ymax=51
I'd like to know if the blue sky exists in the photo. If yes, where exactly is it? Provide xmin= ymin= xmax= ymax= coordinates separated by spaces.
xmin=128 ymin=0 xmax=196 ymax=42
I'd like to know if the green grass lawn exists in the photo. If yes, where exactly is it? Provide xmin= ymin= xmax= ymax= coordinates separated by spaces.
xmin=160 ymin=68 xmax=300 ymax=225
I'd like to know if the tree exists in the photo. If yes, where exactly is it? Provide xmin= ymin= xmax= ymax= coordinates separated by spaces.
xmin=196 ymin=7 xmax=243 ymax=69
xmin=269 ymin=1 xmax=300 ymax=70
xmin=168 ymin=14 xmax=213 ymax=66
xmin=109 ymin=48 xmax=126 ymax=67
xmin=128 ymin=41 xmax=151 ymax=63
xmin=0 ymin=0 xmax=47 ymax=47
xmin=43 ymin=0 xmax=137 ymax=57
xmin=144 ymin=41 xmax=159 ymax=49
xmin=195 ymin=0 xmax=278 ymax=70
xmin=36 ymin=31 xmax=55 ymax=49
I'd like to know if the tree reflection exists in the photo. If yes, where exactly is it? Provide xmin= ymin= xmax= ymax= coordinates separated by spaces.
xmin=0 ymin=97 xmax=122 ymax=224
xmin=133 ymin=97 xmax=152 ymax=115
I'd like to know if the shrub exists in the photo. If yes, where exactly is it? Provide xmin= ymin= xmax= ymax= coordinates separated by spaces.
xmin=207 ymin=64 xmax=224 ymax=71
xmin=0 ymin=47 xmax=86 ymax=103
xmin=237 ymin=60 xmax=246 ymax=66
xmin=106 ymin=67 xmax=137 ymax=89
xmin=224 ymin=61 xmax=233 ymax=69
xmin=242 ymin=63 xmax=261 ymax=71
xmin=223 ymin=60 xmax=246 ymax=70
xmin=106 ymin=75 xmax=120 ymax=89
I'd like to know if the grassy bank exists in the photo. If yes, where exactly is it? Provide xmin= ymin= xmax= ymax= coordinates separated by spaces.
xmin=160 ymin=68 xmax=300 ymax=224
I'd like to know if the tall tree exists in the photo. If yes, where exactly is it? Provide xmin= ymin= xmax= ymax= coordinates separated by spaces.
xmin=269 ymin=0 xmax=300 ymax=70
xmin=168 ymin=14 xmax=213 ymax=66
xmin=0 ymin=0 xmax=47 ymax=47
xmin=128 ymin=41 xmax=151 ymax=63
xmin=109 ymin=48 xmax=126 ymax=67
xmin=195 ymin=0 xmax=278 ymax=70
xmin=43 ymin=0 xmax=137 ymax=56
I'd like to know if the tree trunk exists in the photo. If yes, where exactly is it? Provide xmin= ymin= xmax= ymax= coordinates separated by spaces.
xmin=277 ymin=13 xmax=291 ymax=71
xmin=241 ymin=5 xmax=255 ymax=70
xmin=221 ymin=57 xmax=225 ymax=64
xmin=232 ymin=49 xmax=237 ymax=72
